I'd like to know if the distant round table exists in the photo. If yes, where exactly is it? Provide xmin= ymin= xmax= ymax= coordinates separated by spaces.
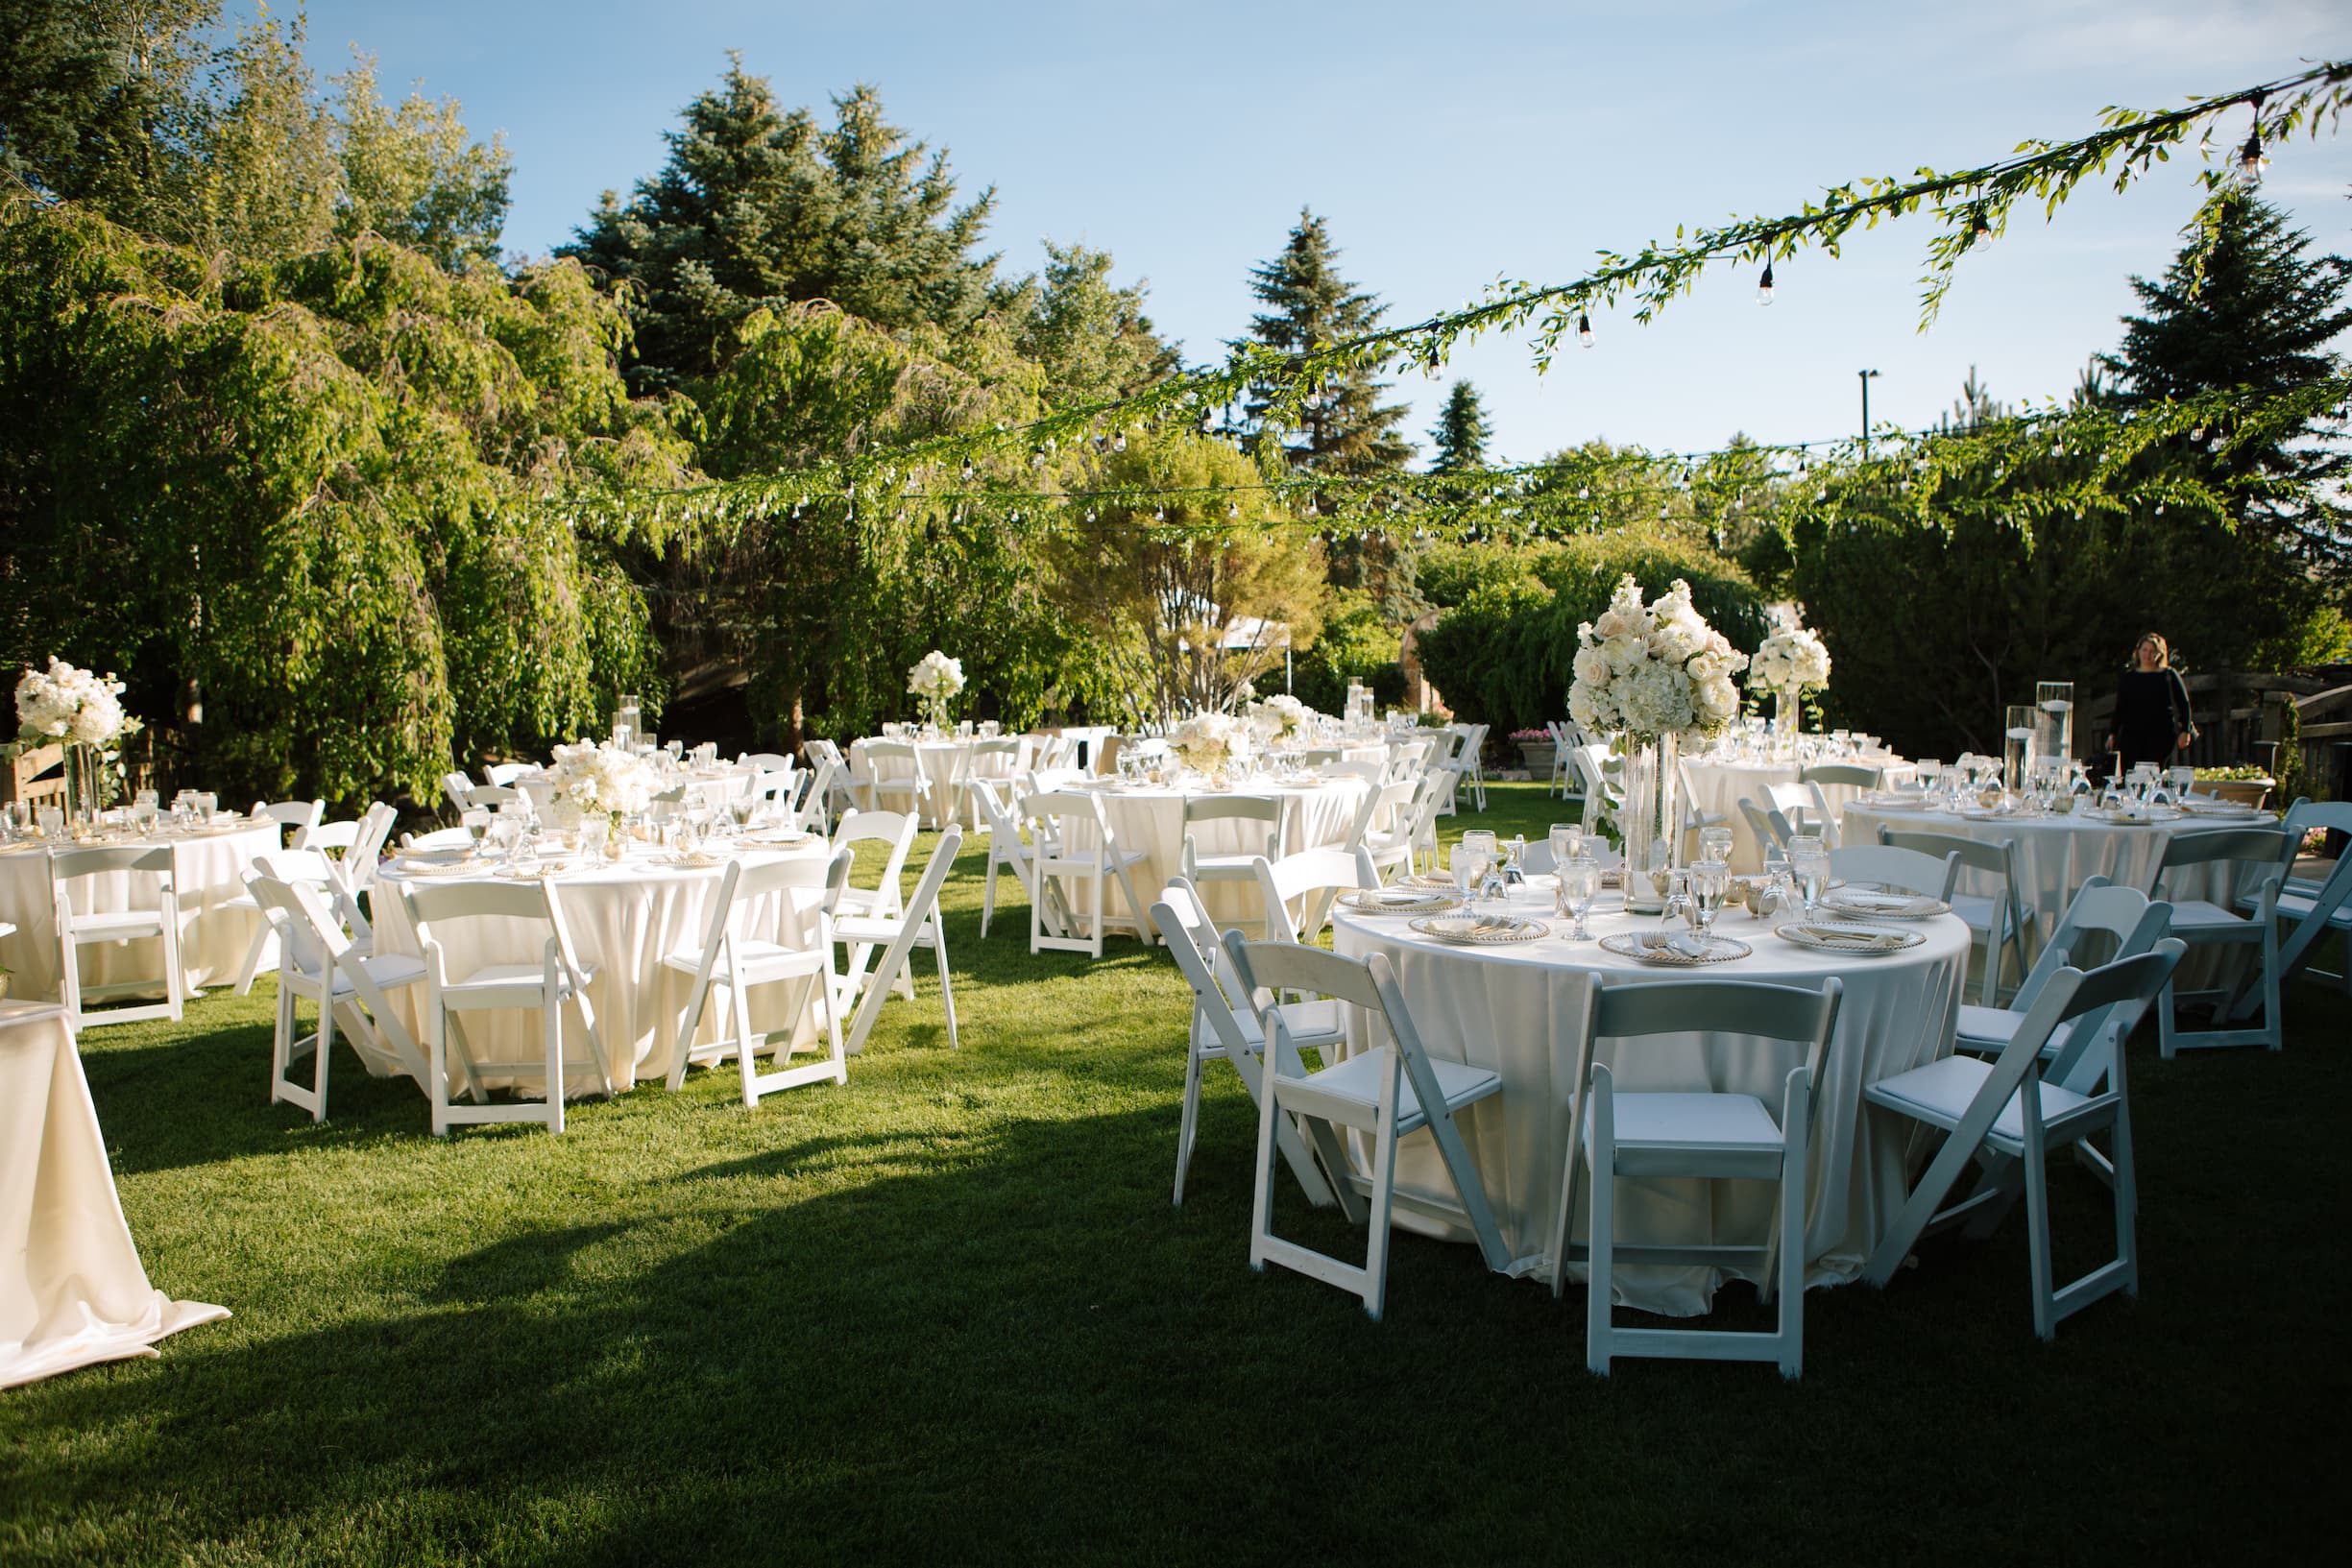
xmin=849 ymin=736 xmax=1031 ymax=830
xmin=373 ymin=836 xmax=835 ymax=1095
xmin=1331 ymin=886 xmax=1969 ymax=1316
xmin=1683 ymin=753 xmax=1916 ymax=873
xmin=1060 ymin=775 xmax=1372 ymax=929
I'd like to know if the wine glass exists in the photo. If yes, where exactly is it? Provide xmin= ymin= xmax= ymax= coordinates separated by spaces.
xmin=1700 ymin=825 xmax=1734 ymax=864
xmin=1786 ymin=832 xmax=1830 ymax=919
xmin=1558 ymin=856 xmax=1601 ymax=941
xmin=1548 ymin=823 xmax=1582 ymax=878
xmin=1449 ymin=842 xmax=1489 ymax=911
xmin=1689 ymin=857 xmax=1730 ymax=938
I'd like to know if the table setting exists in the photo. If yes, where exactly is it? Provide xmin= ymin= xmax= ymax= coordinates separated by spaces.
xmin=1681 ymin=718 xmax=1917 ymax=873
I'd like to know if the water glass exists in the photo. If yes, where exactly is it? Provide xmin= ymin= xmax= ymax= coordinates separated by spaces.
xmin=1787 ymin=833 xmax=1829 ymax=918
xmin=1700 ymin=826 xmax=1734 ymax=864
xmin=1557 ymin=856 xmax=1601 ymax=941
xmin=1689 ymin=858 xmax=1729 ymax=935
xmin=1548 ymin=823 xmax=1582 ymax=875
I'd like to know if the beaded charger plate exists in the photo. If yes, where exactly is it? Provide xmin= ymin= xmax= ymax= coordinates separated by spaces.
xmin=1339 ymin=887 xmax=1458 ymax=916
xmin=1775 ymin=921 xmax=1926 ymax=955
xmin=1407 ymin=913 xmax=1549 ymax=946
xmin=1599 ymin=930 xmax=1753 ymax=966
xmin=1817 ymin=887 xmax=1949 ymax=921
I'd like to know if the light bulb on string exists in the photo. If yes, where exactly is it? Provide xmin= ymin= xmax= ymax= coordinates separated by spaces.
xmin=1112 ymin=429 xmax=1128 ymax=452
xmin=1577 ymin=313 xmax=1594 ymax=349
xmin=959 ymin=460 xmax=974 ymax=483
xmin=1757 ymin=259 xmax=1775 ymax=306
xmin=2239 ymin=92 xmax=2267 ymax=185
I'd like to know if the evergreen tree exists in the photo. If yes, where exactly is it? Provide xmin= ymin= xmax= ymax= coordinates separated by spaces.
xmin=2097 ymin=192 xmax=2352 ymax=576
xmin=1427 ymin=379 xmax=1491 ymax=472
xmin=1241 ymin=208 xmax=1413 ymax=475
xmin=561 ymin=60 xmax=998 ymax=392
xmin=1005 ymin=239 xmax=1178 ymax=408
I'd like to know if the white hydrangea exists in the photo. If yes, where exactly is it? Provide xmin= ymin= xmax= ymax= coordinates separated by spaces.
xmin=1749 ymin=612 xmax=1832 ymax=694
xmin=1170 ymin=711 xmax=1252 ymax=775
xmin=548 ymin=738 xmax=653 ymax=818
xmin=907 ymin=650 xmax=965 ymax=699
xmin=1564 ymin=576 xmax=1751 ymax=747
xmin=15 ymin=658 xmax=133 ymax=747
xmin=1247 ymin=692 xmax=1312 ymax=740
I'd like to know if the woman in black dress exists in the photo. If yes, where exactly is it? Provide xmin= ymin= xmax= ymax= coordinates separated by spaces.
xmin=2106 ymin=632 xmax=2195 ymax=772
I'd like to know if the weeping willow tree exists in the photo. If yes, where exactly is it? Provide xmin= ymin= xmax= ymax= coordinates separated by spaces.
xmin=0 ymin=195 xmax=692 ymax=806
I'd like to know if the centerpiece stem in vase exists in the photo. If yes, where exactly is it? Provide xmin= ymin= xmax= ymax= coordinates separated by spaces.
xmin=63 ymin=741 xmax=104 ymax=831
xmin=1619 ymin=733 xmax=1681 ymax=915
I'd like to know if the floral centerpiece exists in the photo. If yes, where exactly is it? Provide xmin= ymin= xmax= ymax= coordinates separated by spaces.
xmin=1747 ymin=613 xmax=1831 ymax=736
xmin=1566 ymin=577 xmax=1748 ymax=909
xmin=1169 ymin=712 xmax=1252 ymax=785
xmin=548 ymin=737 xmax=653 ymax=843
xmin=1248 ymin=693 xmax=1312 ymax=745
xmin=907 ymin=650 xmax=964 ymax=732
xmin=15 ymin=658 xmax=139 ymax=824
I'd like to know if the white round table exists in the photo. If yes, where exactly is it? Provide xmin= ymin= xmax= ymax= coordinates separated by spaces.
xmin=1331 ymin=886 xmax=1969 ymax=1316
xmin=373 ymin=836 xmax=835 ymax=1096
xmin=0 ymin=819 xmax=280 ymax=1001
xmin=849 ymin=736 xmax=1031 ymax=830
xmin=1683 ymin=753 xmax=1917 ymax=873
xmin=1059 ymin=775 xmax=1371 ymax=929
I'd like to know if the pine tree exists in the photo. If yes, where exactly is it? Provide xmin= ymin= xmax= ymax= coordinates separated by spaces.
xmin=2097 ymin=191 xmax=2352 ymax=576
xmin=561 ymin=60 xmax=998 ymax=392
xmin=1428 ymin=379 xmax=1491 ymax=472
xmin=1241 ymin=207 xmax=1413 ymax=475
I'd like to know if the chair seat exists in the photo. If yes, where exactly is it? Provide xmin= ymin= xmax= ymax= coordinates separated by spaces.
xmin=1187 ymin=853 xmax=1264 ymax=878
xmin=1954 ymin=1003 xmax=2073 ymax=1057
xmin=835 ymin=914 xmax=934 ymax=946
xmin=1284 ymin=1046 xmax=1500 ymax=1123
xmin=1039 ymin=848 xmax=1148 ymax=873
xmin=289 ymin=951 xmax=425 ymax=997
xmin=2168 ymin=898 xmax=2256 ymax=934
xmin=1947 ymin=892 xmax=2019 ymax=937
xmin=65 ymin=909 xmax=170 ymax=941
xmin=2248 ymin=889 xmax=2352 ymax=929
xmin=1867 ymin=1054 xmax=2092 ymax=1154
xmin=661 ymin=939 xmax=819 ymax=978
xmin=1228 ymin=998 xmax=1347 ymax=1050
xmin=441 ymin=958 xmax=598 ymax=1007
xmin=1586 ymin=1091 xmax=1785 ymax=1157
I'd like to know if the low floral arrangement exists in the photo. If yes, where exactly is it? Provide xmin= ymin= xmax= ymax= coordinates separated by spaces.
xmin=15 ymin=658 xmax=136 ymax=747
xmin=548 ymin=738 xmax=653 ymax=821
xmin=1249 ymin=692 xmax=1313 ymax=740
xmin=2194 ymin=763 xmax=2272 ymax=782
xmin=1747 ymin=612 xmax=1831 ymax=697
xmin=1169 ymin=712 xmax=1252 ymax=776
xmin=1566 ymin=576 xmax=1748 ymax=745
xmin=1510 ymin=727 xmax=1551 ymax=742
xmin=908 ymin=650 xmax=964 ymax=728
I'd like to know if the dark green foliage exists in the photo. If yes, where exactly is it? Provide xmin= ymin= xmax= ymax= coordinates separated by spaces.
xmin=1414 ymin=528 xmax=1771 ymax=733
xmin=561 ymin=62 xmax=998 ymax=393
xmin=1289 ymin=589 xmax=1407 ymax=713
xmin=1428 ymin=379 xmax=1491 ymax=473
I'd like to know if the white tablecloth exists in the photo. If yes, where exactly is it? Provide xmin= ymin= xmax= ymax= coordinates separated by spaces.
xmin=1063 ymin=777 xmax=1370 ymax=929
xmin=1331 ymin=890 xmax=1969 ymax=1315
xmin=1683 ymin=755 xmax=1917 ymax=873
xmin=0 ymin=822 xmax=279 ymax=1001
xmin=1 ymin=1002 xmax=227 ymax=1387
xmin=373 ymin=839 xmax=834 ymax=1094
xmin=849 ymin=736 xmax=1031 ymax=830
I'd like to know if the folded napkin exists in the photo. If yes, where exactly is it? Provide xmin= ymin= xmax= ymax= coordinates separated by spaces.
xmin=1637 ymin=929 xmax=1709 ymax=957
xmin=1791 ymin=924 xmax=1903 ymax=952
xmin=1827 ymin=889 xmax=1933 ymax=915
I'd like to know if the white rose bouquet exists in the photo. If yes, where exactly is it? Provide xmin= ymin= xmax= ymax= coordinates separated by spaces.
xmin=1169 ymin=712 xmax=1252 ymax=778
xmin=1565 ymin=576 xmax=1749 ymax=747
xmin=15 ymin=658 xmax=135 ymax=747
xmin=1249 ymin=692 xmax=1312 ymax=742
xmin=1748 ymin=614 xmax=1831 ymax=697
xmin=548 ymin=738 xmax=653 ymax=821
xmin=908 ymin=650 xmax=964 ymax=729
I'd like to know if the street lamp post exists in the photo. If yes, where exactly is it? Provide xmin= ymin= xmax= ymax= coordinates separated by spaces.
xmin=1858 ymin=369 xmax=1881 ymax=453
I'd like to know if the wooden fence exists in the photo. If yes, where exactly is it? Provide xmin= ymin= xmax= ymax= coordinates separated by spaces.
xmin=2079 ymin=667 xmax=2349 ymax=797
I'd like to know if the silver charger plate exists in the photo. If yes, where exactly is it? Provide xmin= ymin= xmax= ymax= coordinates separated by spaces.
xmin=1408 ymin=914 xmax=1549 ymax=946
xmin=1599 ymin=931 xmax=1753 ymax=966
xmin=1339 ymin=888 xmax=1459 ymax=916
xmin=1775 ymin=921 xmax=1927 ymax=955
xmin=1817 ymin=887 xmax=1950 ymax=921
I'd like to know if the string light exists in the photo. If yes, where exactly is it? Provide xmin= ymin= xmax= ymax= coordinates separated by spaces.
xmin=960 ymin=461 xmax=974 ymax=482
xmin=1577 ymin=313 xmax=1594 ymax=349
xmin=1757 ymin=260 xmax=1776 ymax=306
xmin=1112 ymin=430 xmax=1128 ymax=452
xmin=2239 ymin=92 xmax=2267 ymax=185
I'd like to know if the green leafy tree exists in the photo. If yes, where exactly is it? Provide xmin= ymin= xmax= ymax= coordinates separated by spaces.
xmin=2097 ymin=190 xmax=2352 ymax=578
xmin=1004 ymin=239 xmax=1179 ymax=408
xmin=1290 ymin=589 xmax=1406 ymax=714
xmin=1427 ymin=379 xmax=1491 ymax=473
xmin=561 ymin=61 xmax=998 ymax=392
xmin=331 ymin=54 xmax=512 ymax=272
xmin=185 ymin=7 xmax=339 ymax=261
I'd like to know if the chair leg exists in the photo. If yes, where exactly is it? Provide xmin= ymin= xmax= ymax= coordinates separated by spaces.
xmin=1174 ymin=1036 xmax=1205 ymax=1206
xmin=270 ymin=981 xmax=296 ymax=1106
xmin=231 ymin=922 xmax=271 ymax=996
xmin=2112 ymin=1103 xmax=2140 ymax=1300
xmin=1361 ymin=1098 xmax=1399 ymax=1323
xmin=1247 ymin=1068 xmax=1283 ymax=1272
xmin=980 ymin=858 xmax=998 ymax=938
xmin=428 ymin=1003 xmax=450 ymax=1138
xmin=1776 ymin=1080 xmax=1809 ymax=1380
xmin=1586 ymin=1140 xmax=1615 ymax=1377
xmin=932 ymin=929 xmax=958 ymax=1049
xmin=2157 ymin=974 xmax=2180 ymax=1060
xmin=310 ymin=981 xmax=335 ymax=1124
xmin=2023 ymin=1140 xmax=2055 ymax=1341
xmin=543 ymin=994 xmax=566 ymax=1136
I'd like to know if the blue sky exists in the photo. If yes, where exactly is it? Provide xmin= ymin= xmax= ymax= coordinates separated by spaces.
xmin=297 ymin=0 xmax=2352 ymax=464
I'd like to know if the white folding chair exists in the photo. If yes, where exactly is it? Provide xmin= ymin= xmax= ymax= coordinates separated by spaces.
xmin=252 ymin=798 xmax=325 ymax=849
xmin=1826 ymin=843 xmax=1960 ymax=901
xmin=1740 ymin=796 xmax=1791 ymax=856
xmin=2142 ymin=826 xmax=2294 ymax=1055
xmin=1573 ymin=745 xmax=1622 ymax=839
xmin=1764 ymin=781 xmax=1834 ymax=848
xmin=834 ymin=808 xmax=919 ymax=923
xmin=1402 ymin=767 xmax=1459 ymax=877
xmin=802 ymin=738 xmax=859 ymax=829
xmin=1149 ymin=880 xmax=1344 ymax=1208
xmin=52 ymin=844 xmax=184 ymax=1027
xmin=402 ymin=878 xmax=613 ymax=1136
xmin=664 ymin=847 xmax=855 ymax=1104
xmin=1251 ymin=846 xmax=1381 ymax=945
xmin=959 ymin=736 xmax=1025 ymax=827
xmin=440 ymin=771 xmax=477 ymax=816
xmin=739 ymin=752 xmax=793 ymax=774
xmin=248 ymin=876 xmax=425 ymax=1123
xmin=1547 ymin=721 xmax=1581 ymax=800
xmin=1801 ymin=762 xmax=1878 ymax=791
xmin=1864 ymin=942 xmax=2185 ymax=1340
xmin=786 ymin=756 xmax=841 ymax=833
xmin=1458 ymin=722 xmax=1490 ymax=810
xmin=1027 ymin=790 xmax=1152 ymax=957
xmin=861 ymin=738 xmax=934 ymax=820
xmin=401 ymin=825 xmax=477 ymax=854
xmin=1225 ymin=936 xmax=1511 ymax=1319
xmin=2240 ymin=799 xmax=2352 ymax=1002
xmin=1674 ymin=758 xmax=1728 ymax=862
xmin=1346 ymin=778 xmax=1422 ymax=883
xmin=1179 ymin=794 xmax=1288 ymax=892
xmin=1549 ymin=975 xmax=1842 ymax=1379
xmin=1954 ymin=877 xmax=2170 ymax=1080
xmin=969 ymin=778 xmax=1056 ymax=941
xmin=1876 ymin=828 xmax=2036 ymax=1003
xmin=840 ymin=828 xmax=963 ymax=1055
xmin=229 ymin=843 xmax=365 ymax=996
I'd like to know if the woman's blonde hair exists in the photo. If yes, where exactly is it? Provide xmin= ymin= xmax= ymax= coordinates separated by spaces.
xmin=2133 ymin=631 xmax=2170 ymax=668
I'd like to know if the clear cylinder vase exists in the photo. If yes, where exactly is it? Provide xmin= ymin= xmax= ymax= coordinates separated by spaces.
xmin=1619 ymin=733 xmax=1680 ymax=914
xmin=62 ymin=741 xmax=103 ymax=831
xmin=1773 ymin=686 xmax=1803 ymax=744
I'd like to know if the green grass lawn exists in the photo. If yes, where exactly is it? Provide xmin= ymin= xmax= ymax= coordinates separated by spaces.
xmin=2 ymin=783 xmax=2342 ymax=1564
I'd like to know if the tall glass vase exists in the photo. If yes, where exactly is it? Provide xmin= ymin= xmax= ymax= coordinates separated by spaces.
xmin=1619 ymin=732 xmax=1680 ymax=914
xmin=62 ymin=741 xmax=103 ymax=832
xmin=1772 ymin=685 xmax=1804 ymax=746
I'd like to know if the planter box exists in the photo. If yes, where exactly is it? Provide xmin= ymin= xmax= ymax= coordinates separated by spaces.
xmin=1516 ymin=741 xmax=1557 ymax=776
xmin=2201 ymin=778 xmax=2273 ymax=809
